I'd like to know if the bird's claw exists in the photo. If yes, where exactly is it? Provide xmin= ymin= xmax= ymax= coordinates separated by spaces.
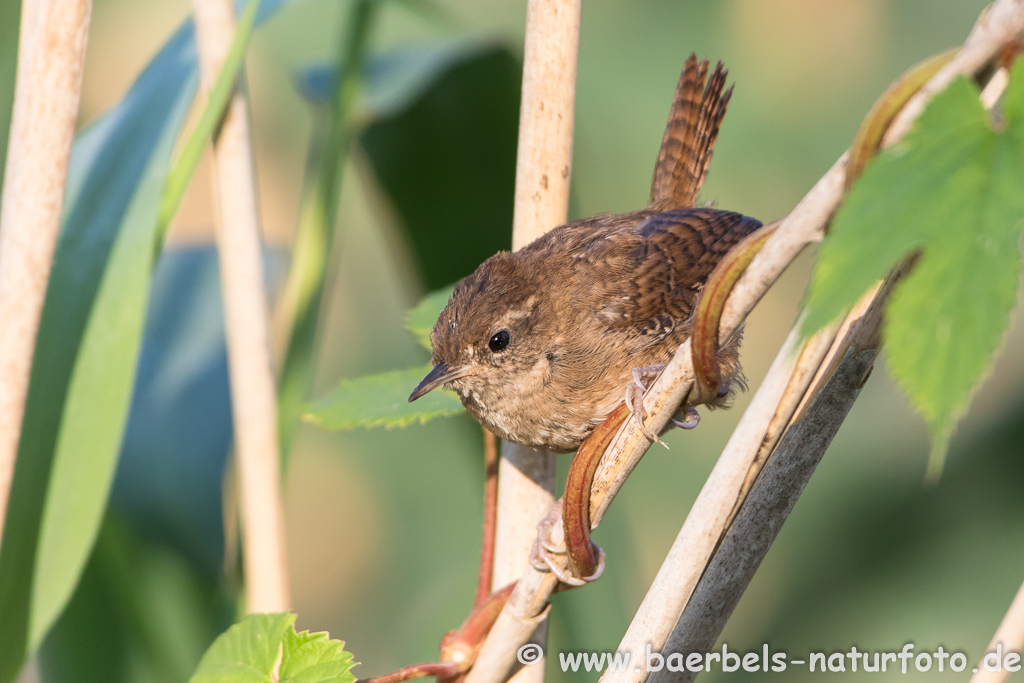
xmin=625 ymin=365 xmax=669 ymax=448
xmin=529 ymin=499 xmax=605 ymax=586
xmin=670 ymin=405 xmax=701 ymax=430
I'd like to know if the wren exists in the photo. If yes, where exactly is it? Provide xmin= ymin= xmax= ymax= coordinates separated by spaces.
xmin=409 ymin=55 xmax=761 ymax=453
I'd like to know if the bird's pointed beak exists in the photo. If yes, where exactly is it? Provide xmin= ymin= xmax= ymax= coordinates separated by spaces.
xmin=409 ymin=362 xmax=468 ymax=402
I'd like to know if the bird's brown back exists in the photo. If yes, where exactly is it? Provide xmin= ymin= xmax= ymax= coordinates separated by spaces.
xmin=521 ymin=207 xmax=761 ymax=349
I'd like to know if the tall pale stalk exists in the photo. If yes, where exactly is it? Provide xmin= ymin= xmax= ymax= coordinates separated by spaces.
xmin=0 ymin=0 xmax=92 ymax=543
xmin=486 ymin=1 xmax=580 ymax=681
xmin=191 ymin=0 xmax=290 ymax=612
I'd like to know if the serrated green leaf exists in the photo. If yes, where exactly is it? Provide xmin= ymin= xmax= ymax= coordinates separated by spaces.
xmin=304 ymin=365 xmax=465 ymax=430
xmin=802 ymin=62 xmax=1024 ymax=477
xmin=189 ymin=613 xmax=356 ymax=683
xmin=405 ymin=285 xmax=453 ymax=351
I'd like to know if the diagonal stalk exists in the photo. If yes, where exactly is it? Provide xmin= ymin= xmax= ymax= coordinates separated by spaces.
xmin=274 ymin=0 xmax=378 ymax=462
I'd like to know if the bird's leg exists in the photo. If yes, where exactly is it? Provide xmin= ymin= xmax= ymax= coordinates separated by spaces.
xmin=626 ymin=364 xmax=670 ymax=447
xmin=529 ymin=499 xmax=599 ymax=586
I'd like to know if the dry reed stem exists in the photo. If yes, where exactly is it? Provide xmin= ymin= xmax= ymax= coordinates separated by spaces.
xmin=656 ymin=300 xmax=885 ymax=683
xmin=490 ymin=1 xmax=580 ymax=680
xmin=191 ymin=0 xmax=290 ymax=612
xmin=971 ymin=579 xmax=1024 ymax=683
xmin=0 ymin=0 xmax=91 ymax=542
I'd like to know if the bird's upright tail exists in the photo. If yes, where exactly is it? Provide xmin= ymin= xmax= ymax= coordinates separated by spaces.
xmin=649 ymin=54 xmax=732 ymax=210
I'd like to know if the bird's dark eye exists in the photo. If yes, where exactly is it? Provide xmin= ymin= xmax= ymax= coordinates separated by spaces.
xmin=488 ymin=329 xmax=511 ymax=353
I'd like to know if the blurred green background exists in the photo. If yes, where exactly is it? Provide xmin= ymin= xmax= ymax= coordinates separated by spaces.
xmin=10 ymin=0 xmax=1024 ymax=680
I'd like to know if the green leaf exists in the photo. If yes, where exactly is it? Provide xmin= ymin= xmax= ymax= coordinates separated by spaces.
xmin=802 ymin=63 xmax=1024 ymax=477
xmin=189 ymin=613 xmax=356 ymax=683
xmin=29 ymin=0 xmax=259 ymax=654
xmin=0 ymin=25 xmax=200 ymax=683
xmin=277 ymin=0 xmax=378 ymax=461
xmin=405 ymin=285 xmax=453 ymax=351
xmin=0 ymin=0 xmax=19 ymax=184
xmin=157 ymin=0 xmax=261 ymax=240
xmin=29 ymin=88 xmax=194 ymax=650
xmin=304 ymin=365 xmax=465 ymax=430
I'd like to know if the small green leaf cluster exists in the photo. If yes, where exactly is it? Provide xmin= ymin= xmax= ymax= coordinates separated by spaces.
xmin=189 ymin=613 xmax=356 ymax=683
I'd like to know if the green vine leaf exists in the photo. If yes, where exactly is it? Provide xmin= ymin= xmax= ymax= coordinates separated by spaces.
xmin=189 ymin=613 xmax=356 ymax=683
xmin=303 ymin=364 xmax=465 ymax=430
xmin=803 ymin=60 xmax=1024 ymax=479
xmin=405 ymin=285 xmax=453 ymax=351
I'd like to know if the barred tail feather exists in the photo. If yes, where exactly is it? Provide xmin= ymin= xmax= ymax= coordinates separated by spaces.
xmin=649 ymin=54 xmax=733 ymax=210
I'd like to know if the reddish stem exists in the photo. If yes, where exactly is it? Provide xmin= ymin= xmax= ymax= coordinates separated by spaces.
xmin=562 ymin=404 xmax=630 ymax=579
xmin=475 ymin=429 xmax=499 ymax=607
xmin=691 ymin=222 xmax=779 ymax=401
xmin=358 ymin=583 xmax=516 ymax=683
xmin=358 ymin=662 xmax=465 ymax=683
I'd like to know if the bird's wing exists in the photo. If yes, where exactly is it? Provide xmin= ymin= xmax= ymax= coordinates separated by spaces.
xmin=606 ymin=208 xmax=762 ymax=337
xmin=649 ymin=54 xmax=732 ymax=210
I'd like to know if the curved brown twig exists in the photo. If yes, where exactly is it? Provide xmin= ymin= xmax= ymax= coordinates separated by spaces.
xmin=690 ymin=221 xmax=780 ymax=402
xmin=562 ymin=404 xmax=631 ymax=580
xmin=845 ymin=49 xmax=957 ymax=191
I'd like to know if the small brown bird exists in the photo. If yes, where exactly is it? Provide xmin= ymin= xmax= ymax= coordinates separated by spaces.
xmin=409 ymin=55 xmax=761 ymax=453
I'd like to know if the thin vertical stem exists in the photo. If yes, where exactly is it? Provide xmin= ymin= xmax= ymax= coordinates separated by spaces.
xmin=475 ymin=428 xmax=500 ymax=608
xmin=0 ymin=0 xmax=92 ymax=543
xmin=482 ymin=0 xmax=580 ymax=681
xmin=191 ymin=0 xmax=290 ymax=612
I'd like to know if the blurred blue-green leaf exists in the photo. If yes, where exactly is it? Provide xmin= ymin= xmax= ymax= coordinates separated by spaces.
xmin=111 ymin=248 xmax=233 ymax=577
xmin=0 ymin=24 xmax=200 ymax=683
xmin=297 ymin=40 xmax=494 ymax=118
xmin=360 ymin=45 xmax=521 ymax=289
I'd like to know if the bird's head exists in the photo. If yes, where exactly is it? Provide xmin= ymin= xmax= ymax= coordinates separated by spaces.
xmin=408 ymin=251 xmax=556 ymax=405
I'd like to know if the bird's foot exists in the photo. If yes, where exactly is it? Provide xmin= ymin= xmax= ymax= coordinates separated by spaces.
xmin=670 ymin=405 xmax=701 ymax=430
xmin=625 ymin=364 xmax=669 ymax=448
xmin=529 ymin=499 xmax=604 ymax=586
